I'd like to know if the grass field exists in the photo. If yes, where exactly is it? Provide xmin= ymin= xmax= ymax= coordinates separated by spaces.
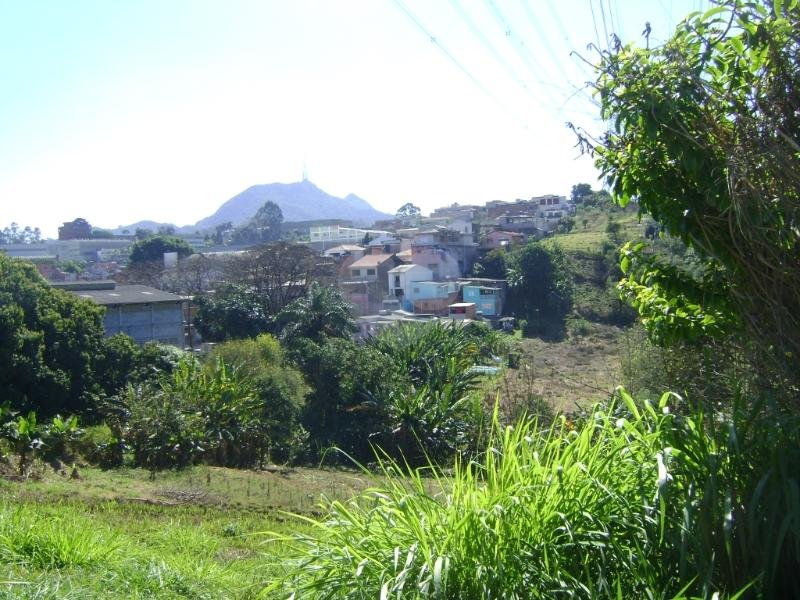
xmin=0 ymin=465 xmax=383 ymax=599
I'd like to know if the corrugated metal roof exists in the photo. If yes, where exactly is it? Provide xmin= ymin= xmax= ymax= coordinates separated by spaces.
xmin=349 ymin=254 xmax=396 ymax=268
xmin=71 ymin=285 xmax=185 ymax=306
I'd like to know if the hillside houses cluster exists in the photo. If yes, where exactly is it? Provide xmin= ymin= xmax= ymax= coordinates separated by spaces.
xmin=317 ymin=193 xmax=574 ymax=325
xmin=2 ymin=193 xmax=573 ymax=347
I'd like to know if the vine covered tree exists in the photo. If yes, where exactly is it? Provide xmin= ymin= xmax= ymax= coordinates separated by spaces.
xmin=588 ymin=0 xmax=800 ymax=381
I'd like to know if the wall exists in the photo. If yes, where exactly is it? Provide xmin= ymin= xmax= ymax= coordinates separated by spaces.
xmin=104 ymin=302 xmax=185 ymax=347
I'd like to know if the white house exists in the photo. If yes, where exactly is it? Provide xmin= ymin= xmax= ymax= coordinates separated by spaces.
xmin=387 ymin=264 xmax=434 ymax=300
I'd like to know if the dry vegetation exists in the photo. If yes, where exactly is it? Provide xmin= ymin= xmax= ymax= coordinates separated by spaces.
xmin=485 ymin=323 xmax=624 ymax=419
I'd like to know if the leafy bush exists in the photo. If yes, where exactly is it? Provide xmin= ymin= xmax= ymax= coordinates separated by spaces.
xmin=0 ymin=255 xmax=106 ymax=417
xmin=120 ymin=348 xmax=308 ymax=470
xmin=74 ymin=424 xmax=121 ymax=468
xmin=121 ymin=381 xmax=205 ymax=471
xmin=292 ymin=336 xmax=408 ymax=462
xmin=206 ymin=335 xmax=309 ymax=465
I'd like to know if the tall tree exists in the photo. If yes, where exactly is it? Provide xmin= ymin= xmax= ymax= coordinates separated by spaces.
xmin=506 ymin=241 xmax=572 ymax=337
xmin=0 ymin=255 xmax=106 ymax=416
xmin=194 ymin=242 xmax=333 ymax=341
xmin=396 ymin=202 xmax=422 ymax=218
xmin=589 ymin=0 xmax=800 ymax=375
xmin=570 ymin=183 xmax=593 ymax=204
xmin=274 ymin=282 xmax=355 ymax=345
xmin=0 ymin=223 xmax=42 ymax=244
xmin=231 ymin=201 xmax=283 ymax=245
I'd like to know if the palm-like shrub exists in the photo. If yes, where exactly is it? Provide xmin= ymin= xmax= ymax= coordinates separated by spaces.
xmin=275 ymin=282 xmax=356 ymax=345
xmin=367 ymin=322 xmax=489 ymax=463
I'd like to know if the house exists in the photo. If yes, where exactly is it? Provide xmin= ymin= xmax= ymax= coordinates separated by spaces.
xmin=405 ymin=280 xmax=461 ymax=315
xmin=483 ymin=230 xmax=525 ymax=249
xmin=309 ymin=224 xmax=391 ymax=250
xmin=494 ymin=215 xmax=545 ymax=238
xmin=448 ymin=302 xmax=477 ymax=320
xmin=387 ymin=264 xmax=434 ymax=301
xmin=348 ymin=254 xmax=400 ymax=287
xmin=344 ymin=253 xmax=402 ymax=313
xmin=57 ymin=281 xmax=187 ymax=347
xmin=323 ymin=244 xmax=365 ymax=260
xmin=462 ymin=284 xmax=503 ymax=317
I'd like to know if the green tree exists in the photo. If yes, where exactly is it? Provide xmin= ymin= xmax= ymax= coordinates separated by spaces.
xmin=129 ymin=234 xmax=194 ymax=265
xmin=570 ymin=183 xmax=593 ymax=204
xmin=275 ymin=283 xmax=355 ymax=345
xmin=0 ymin=255 xmax=106 ymax=417
xmin=230 ymin=201 xmax=283 ymax=245
xmin=590 ymin=0 xmax=800 ymax=377
xmin=471 ymin=247 xmax=508 ymax=279
xmin=506 ymin=241 xmax=573 ymax=338
xmin=0 ymin=223 xmax=42 ymax=244
xmin=194 ymin=284 xmax=273 ymax=342
xmin=396 ymin=202 xmax=422 ymax=218
xmin=290 ymin=336 xmax=407 ymax=460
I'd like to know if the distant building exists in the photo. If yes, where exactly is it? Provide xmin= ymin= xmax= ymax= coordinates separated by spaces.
xmin=448 ymin=302 xmax=477 ymax=320
xmin=483 ymin=230 xmax=525 ymax=249
xmin=309 ymin=224 xmax=391 ymax=249
xmin=405 ymin=280 xmax=461 ymax=315
xmin=343 ymin=253 xmax=402 ymax=313
xmin=387 ymin=264 xmax=434 ymax=306
xmin=56 ymin=281 xmax=187 ymax=347
xmin=58 ymin=218 xmax=93 ymax=241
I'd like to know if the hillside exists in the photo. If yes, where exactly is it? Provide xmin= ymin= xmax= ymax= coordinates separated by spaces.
xmin=111 ymin=180 xmax=392 ymax=234
xmin=194 ymin=180 xmax=391 ymax=230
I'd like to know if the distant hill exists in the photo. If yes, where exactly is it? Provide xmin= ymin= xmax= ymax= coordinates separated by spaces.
xmin=194 ymin=180 xmax=391 ymax=231
xmin=112 ymin=220 xmax=182 ymax=235
xmin=112 ymin=181 xmax=391 ymax=234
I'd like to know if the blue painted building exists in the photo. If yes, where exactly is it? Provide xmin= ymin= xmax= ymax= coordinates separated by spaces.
xmin=462 ymin=284 xmax=503 ymax=317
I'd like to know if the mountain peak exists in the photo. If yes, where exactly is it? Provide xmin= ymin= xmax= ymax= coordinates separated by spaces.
xmin=192 ymin=181 xmax=391 ymax=231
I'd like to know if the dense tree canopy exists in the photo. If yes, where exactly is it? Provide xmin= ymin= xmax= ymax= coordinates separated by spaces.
xmin=506 ymin=242 xmax=573 ymax=337
xmin=230 ymin=201 xmax=283 ymax=245
xmin=396 ymin=202 xmax=421 ymax=218
xmin=129 ymin=234 xmax=195 ymax=265
xmin=590 ymin=1 xmax=799 ymax=381
xmin=0 ymin=255 xmax=107 ymax=416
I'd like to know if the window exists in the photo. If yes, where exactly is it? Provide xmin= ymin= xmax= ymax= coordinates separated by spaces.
xmin=366 ymin=268 xmax=376 ymax=276
xmin=394 ymin=276 xmax=400 ymax=286
xmin=352 ymin=269 xmax=361 ymax=276
xmin=479 ymin=288 xmax=495 ymax=296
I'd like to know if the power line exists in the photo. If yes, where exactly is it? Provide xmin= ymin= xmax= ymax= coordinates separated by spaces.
xmin=588 ymin=0 xmax=604 ymax=50
xmin=517 ymin=0 xmax=597 ymax=108
xmin=483 ymin=0 xmax=560 ymax=85
xmin=390 ymin=0 xmax=535 ymax=128
xmin=597 ymin=0 xmax=611 ymax=46
xmin=448 ymin=0 xmax=537 ymax=97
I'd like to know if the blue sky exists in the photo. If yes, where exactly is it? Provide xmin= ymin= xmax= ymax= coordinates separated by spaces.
xmin=0 ymin=0 xmax=703 ymax=237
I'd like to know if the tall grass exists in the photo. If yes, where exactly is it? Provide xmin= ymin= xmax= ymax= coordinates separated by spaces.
xmin=0 ymin=505 xmax=119 ymax=569
xmin=267 ymin=390 xmax=799 ymax=598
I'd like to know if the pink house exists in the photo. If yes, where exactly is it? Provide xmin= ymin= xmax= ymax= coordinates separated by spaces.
xmin=483 ymin=230 xmax=525 ymax=249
